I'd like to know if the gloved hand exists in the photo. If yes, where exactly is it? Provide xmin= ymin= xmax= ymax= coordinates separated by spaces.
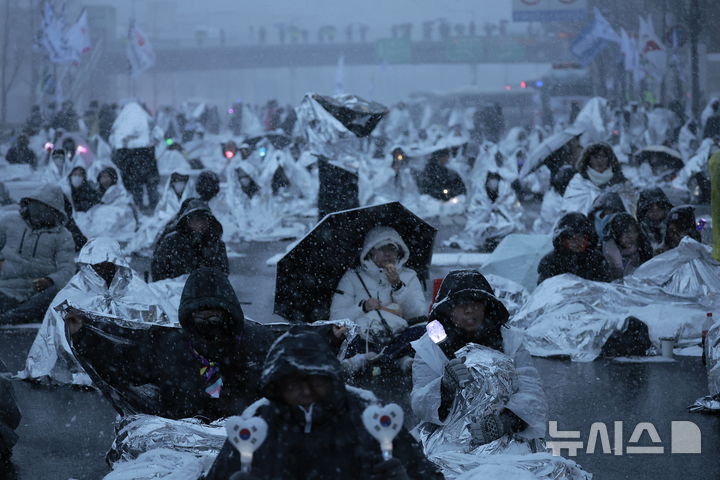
xmin=229 ymin=472 xmax=262 ymax=480
xmin=370 ymin=458 xmax=410 ymax=480
xmin=343 ymin=352 xmax=378 ymax=372
xmin=468 ymin=410 xmax=518 ymax=446
xmin=441 ymin=357 xmax=471 ymax=392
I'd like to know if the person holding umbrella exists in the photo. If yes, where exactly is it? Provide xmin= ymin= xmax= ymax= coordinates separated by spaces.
xmin=330 ymin=227 xmax=426 ymax=360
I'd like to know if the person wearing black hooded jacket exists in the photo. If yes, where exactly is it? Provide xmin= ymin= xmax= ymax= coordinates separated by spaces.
xmin=537 ymin=212 xmax=612 ymax=284
xmin=636 ymin=187 xmax=673 ymax=251
xmin=67 ymin=267 xmax=278 ymax=420
xmin=655 ymin=205 xmax=702 ymax=255
xmin=601 ymin=213 xmax=653 ymax=280
xmin=410 ymin=270 xmax=547 ymax=448
xmin=205 ymin=328 xmax=442 ymax=480
xmin=416 ymin=148 xmax=467 ymax=201
xmin=151 ymin=199 xmax=229 ymax=281
xmin=586 ymin=191 xmax=626 ymax=240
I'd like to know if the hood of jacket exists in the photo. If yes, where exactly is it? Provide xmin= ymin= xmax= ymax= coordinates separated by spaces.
xmin=76 ymin=237 xmax=131 ymax=269
xmin=175 ymin=199 xmax=223 ymax=237
xmin=429 ymin=269 xmax=509 ymax=329
xmin=636 ymin=187 xmax=673 ymax=223
xmin=552 ymin=212 xmax=599 ymax=251
xmin=258 ymin=327 xmax=344 ymax=401
xmin=178 ymin=267 xmax=244 ymax=336
xmin=360 ymin=226 xmax=410 ymax=270
xmin=664 ymin=205 xmax=701 ymax=244
xmin=21 ymin=184 xmax=68 ymax=222
xmin=587 ymin=191 xmax=625 ymax=221
xmin=550 ymin=165 xmax=577 ymax=196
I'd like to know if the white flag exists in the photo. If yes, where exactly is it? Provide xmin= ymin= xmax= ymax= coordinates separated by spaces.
xmin=38 ymin=1 xmax=74 ymax=63
xmin=592 ymin=8 xmax=620 ymax=44
xmin=127 ymin=21 xmax=156 ymax=78
xmin=638 ymin=15 xmax=667 ymax=81
xmin=65 ymin=9 xmax=91 ymax=62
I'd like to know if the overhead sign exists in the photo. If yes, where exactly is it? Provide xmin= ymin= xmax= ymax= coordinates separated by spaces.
xmin=513 ymin=0 xmax=588 ymax=22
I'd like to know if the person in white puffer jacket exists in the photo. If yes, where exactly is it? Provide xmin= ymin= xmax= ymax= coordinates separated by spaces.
xmin=330 ymin=226 xmax=426 ymax=346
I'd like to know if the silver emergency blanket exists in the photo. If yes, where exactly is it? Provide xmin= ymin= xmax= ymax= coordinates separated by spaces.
xmin=294 ymin=94 xmax=376 ymax=173
xmin=700 ymin=316 xmax=720 ymax=409
xmin=418 ymin=344 xmax=520 ymax=457
xmin=74 ymin=180 xmax=138 ymax=246
xmin=107 ymin=414 xmax=226 ymax=465
xmin=446 ymin=171 xmax=522 ymax=252
xmin=104 ymin=414 xmax=225 ymax=480
xmin=418 ymin=344 xmax=590 ymax=479
xmin=510 ymin=238 xmax=720 ymax=361
xmin=17 ymin=238 xmax=180 ymax=385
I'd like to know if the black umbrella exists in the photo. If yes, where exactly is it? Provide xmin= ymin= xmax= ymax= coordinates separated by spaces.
xmin=313 ymin=94 xmax=387 ymax=138
xmin=274 ymin=202 xmax=437 ymax=323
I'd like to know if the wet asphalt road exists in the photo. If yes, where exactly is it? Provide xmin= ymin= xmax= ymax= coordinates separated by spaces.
xmin=1 ymin=220 xmax=719 ymax=480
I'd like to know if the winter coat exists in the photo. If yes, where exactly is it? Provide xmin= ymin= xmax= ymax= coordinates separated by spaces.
xmin=18 ymin=238 xmax=175 ymax=385
xmin=587 ymin=191 xmax=627 ymax=238
xmin=5 ymin=145 xmax=36 ymax=165
xmin=205 ymin=329 xmax=442 ymax=480
xmin=0 ymin=185 xmax=75 ymax=301
xmin=410 ymin=270 xmax=547 ymax=440
xmin=537 ymin=213 xmax=611 ymax=284
xmin=330 ymin=227 xmax=426 ymax=340
xmin=601 ymin=213 xmax=653 ymax=280
xmin=70 ymin=268 xmax=278 ymax=420
xmin=151 ymin=200 xmax=229 ymax=281
xmin=0 ymin=360 xmax=21 ymax=459
xmin=656 ymin=205 xmax=702 ymax=255
xmin=636 ymin=187 xmax=673 ymax=251
xmin=416 ymin=159 xmax=467 ymax=201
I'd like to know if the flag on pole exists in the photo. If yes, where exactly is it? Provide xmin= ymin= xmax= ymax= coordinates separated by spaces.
xmin=569 ymin=8 xmax=621 ymax=66
xmin=37 ymin=1 xmax=73 ymax=63
xmin=591 ymin=8 xmax=620 ymax=44
xmin=638 ymin=15 xmax=667 ymax=81
xmin=127 ymin=21 xmax=156 ymax=78
xmin=65 ymin=9 xmax=91 ymax=62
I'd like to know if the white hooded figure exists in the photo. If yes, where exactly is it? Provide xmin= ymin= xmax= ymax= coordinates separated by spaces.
xmin=677 ymin=119 xmax=700 ymax=161
xmin=410 ymin=270 xmax=547 ymax=455
xmin=75 ymin=163 xmax=137 ymax=245
xmin=126 ymin=169 xmax=195 ymax=255
xmin=446 ymin=168 xmax=522 ymax=251
xmin=17 ymin=237 xmax=175 ymax=386
xmin=358 ymin=147 xmax=421 ymax=208
xmin=330 ymin=227 xmax=426 ymax=343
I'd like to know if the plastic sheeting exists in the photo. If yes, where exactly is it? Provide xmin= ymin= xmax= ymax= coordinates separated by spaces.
xmin=107 ymin=414 xmax=226 ymax=467
xmin=17 ymin=238 xmax=179 ymax=385
xmin=446 ymin=170 xmax=522 ymax=252
xmin=416 ymin=344 xmax=589 ymax=479
xmin=482 ymin=235 xmax=552 ymax=293
xmin=510 ymin=238 xmax=720 ymax=361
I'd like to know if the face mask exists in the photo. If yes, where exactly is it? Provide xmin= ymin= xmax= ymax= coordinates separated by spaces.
xmin=70 ymin=175 xmax=84 ymax=188
xmin=587 ymin=167 xmax=614 ymax=186
xmin=172 ymin=181 xmax=187 ymax=195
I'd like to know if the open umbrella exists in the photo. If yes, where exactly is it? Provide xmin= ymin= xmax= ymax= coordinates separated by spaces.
xmin=636 ymin=145 xmax=684 ymax=175
xmin=274 ymin=202 xmax=437 ymax=323
xmin=481 ymin=233 xmax=553 ymax=292
xmin=520 ymin=126 xmax=584 ymax=177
